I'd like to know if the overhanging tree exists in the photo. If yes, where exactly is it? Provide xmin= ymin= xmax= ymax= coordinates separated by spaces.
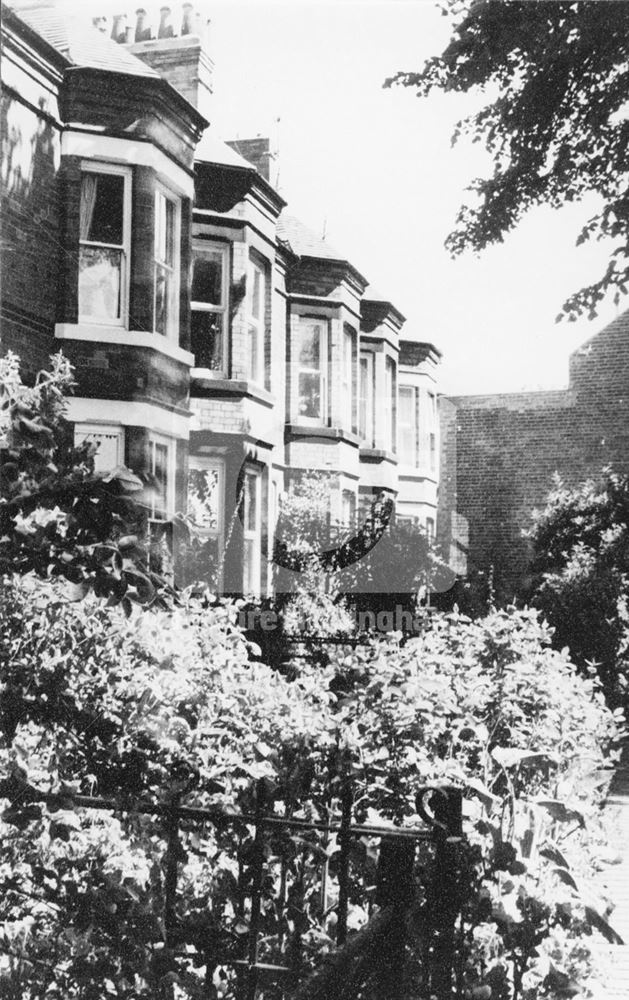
xmin=386 ymin=0 xmax=629 ymax=320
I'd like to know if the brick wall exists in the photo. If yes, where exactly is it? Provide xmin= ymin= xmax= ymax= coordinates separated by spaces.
xmin=1 ymin=90 xmax=61 ymax=379
xmin=439 ymin=311 xmax=629 ymax=600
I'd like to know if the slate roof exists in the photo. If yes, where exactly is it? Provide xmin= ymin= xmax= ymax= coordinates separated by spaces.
xmin=195 ymin=132 xmax=254 ymax=170
xmin=277 ymin=212 xmax=343 ymax=262
xmin=7 ymin=2 xmax=160 ymax=78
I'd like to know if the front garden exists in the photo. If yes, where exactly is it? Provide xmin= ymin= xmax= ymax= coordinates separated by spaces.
xmin=1 ymin=355 xmax=627 ymax=999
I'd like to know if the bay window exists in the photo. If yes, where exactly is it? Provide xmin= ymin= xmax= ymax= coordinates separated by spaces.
xmin=399 ymin=385 xmax=420 ymax=466
xmin=154 ymin=187 xmax=180 ymax=337
xmin=359 ymin=353 xmax=375 ymax=446
xmin=246 ymin=257 xmax=266 ymax=383
xmin=191 ymin=243 xmax=229 ymax=373
xmin=296 ymin=317 xmax=328 ymax=422
xmin=79 ymin=164 xmax=131 ymax=324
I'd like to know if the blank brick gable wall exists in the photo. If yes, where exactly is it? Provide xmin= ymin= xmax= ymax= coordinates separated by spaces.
xmin=439 ymin=310 xmax=629 ymax=600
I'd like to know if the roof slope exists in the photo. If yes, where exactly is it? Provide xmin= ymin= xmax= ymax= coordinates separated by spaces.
xmin=7 ymin=2 xmax=160 ymax=78
xmin=277 ymin=213 xmax=344 ymax=262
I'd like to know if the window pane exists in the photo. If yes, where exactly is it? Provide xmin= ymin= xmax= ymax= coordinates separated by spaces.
xmin=191 ymin=310 xmax=224 ymax=370
xmin=244 ymin=473 xmax=257 ymax=532
xmin=153 ymin=442 xmax=169 ymax=520
xmin=298 ymin=372 xmax=321 ymax=419
xmin=79 ymin=246 xmax=122 ymax=319
xmin=164 ymin=198 xmax=175 ymax=266
xmin=156 ymin=193 xmax=175 ymax=265
xmin=192 ymin=253 xmax=223 ymax=305
xmin=246 ymin=324 xmax=258 ymax=379
xmin=251 ymin=266 xmax=262 ymax=319
xmin=298 ymin=324 xmax=320 ymax=366
xmin=75 ymin=428 xmax=122 ymax=473
xmin=154 ymin=264 xmax=170 ymax=335
xmin=81 ymin=173 xmax=124 ymax=245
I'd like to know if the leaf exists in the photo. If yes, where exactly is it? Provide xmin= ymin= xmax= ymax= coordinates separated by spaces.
xmin=584 ymin=905 xmax=624 ymax=944
xmin=553 ymin=867 xmax=578 ymax=890
xmin=539 ymin=844 xmax=570 ymax=869
xmin=535 ymin=799 xmax=585 ymax=826
xmin=64 ymin=579 xmax=90 ymax=602
xmin=492 ymin=747 xmax=557 ymax=768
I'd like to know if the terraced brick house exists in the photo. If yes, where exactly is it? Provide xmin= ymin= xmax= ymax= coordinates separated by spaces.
xmin=1 ymin=2 xmax=441 ymax=598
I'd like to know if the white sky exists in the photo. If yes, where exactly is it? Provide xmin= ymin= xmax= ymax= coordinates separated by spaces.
xmin=65 ymin=0 xmax=625 ymax=394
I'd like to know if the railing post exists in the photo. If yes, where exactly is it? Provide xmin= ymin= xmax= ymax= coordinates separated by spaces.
xmin=244 ymin=778 xmax=267 ymax=1000
xmin=163 ymin=795 xmax=181 ymax=1000
xmin=425 ymin=787 xmax=463 ymax=1000
xmin=374 ymin=836 xmax=417 ymax=1000
xmin=336 ymin=784 xmax=353 ymax=946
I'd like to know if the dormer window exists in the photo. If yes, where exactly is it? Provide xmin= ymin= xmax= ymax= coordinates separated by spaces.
xmin=79 ymin=164 xmax=131 ymax=325
xmin=154 ymin=187 xmax=180 ymax=338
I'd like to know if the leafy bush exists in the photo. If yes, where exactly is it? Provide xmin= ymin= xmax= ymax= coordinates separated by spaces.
xmin=528 ymin=470 xmax=629 ymax=706
xmin=0 ymin=353 xmax=171 ymax=610
xmin=0 ymin=582 xmax=623 ymax=998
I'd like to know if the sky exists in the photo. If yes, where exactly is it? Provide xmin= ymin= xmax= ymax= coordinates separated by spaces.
xmin=62 ymin=0 xmax=623 ymax=394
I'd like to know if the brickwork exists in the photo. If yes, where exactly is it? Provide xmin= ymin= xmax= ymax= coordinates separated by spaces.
xmin=1 ymin=87 xmax=62 ymax=378
xmin=439 ymin=311 xmax=629 ymax=599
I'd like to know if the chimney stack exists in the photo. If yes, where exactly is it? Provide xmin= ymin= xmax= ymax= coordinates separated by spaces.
xmin=103 ymin=4 xmax=213 ymax=121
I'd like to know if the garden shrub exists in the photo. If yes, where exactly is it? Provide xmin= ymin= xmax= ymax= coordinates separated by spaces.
xmin=0 ymin=581 xmax=623 ymax=999
xmin=528 ymin=470 xmax=629 ymax=707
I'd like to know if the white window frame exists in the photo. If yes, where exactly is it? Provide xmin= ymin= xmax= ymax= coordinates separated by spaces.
xmin=243 ymin=468 xmax=262 ymax=597
xmin=147 ymin=432 xmax=176 ymax=522
xmin=294 ymin=316 xmax=329 ymax=424
xmin=191 ymin=241 xmax=230 ymax=376
xmin=342 ymin=326 xmax=355 ymax=432
xmin=74 ymin=422 xmax=125 ymax=473
xmin=153 ymin=184 xmax=181 ymax=340
xmin=246 ymin=257 xmax=266 ymax=384
xmin=342 ymin=489 xmax=356 ymax=527
xmin=359 ymin=352 xmax=375 ymax=447
xmin=384 ymin=357 xmax=396 ymax=453
xmin=428 ymin=392 xmax=438 ymax=471
xmin=78 ymin=162 xmax=132 ymax=328
xmin=398 ymin=384 xmax=420 ymax=467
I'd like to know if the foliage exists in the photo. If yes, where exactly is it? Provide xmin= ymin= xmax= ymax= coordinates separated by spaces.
xmin=0 ymin=581 xmax=623 ymax=998
xmin=0 ymin=353 xmax=172 ymax=611
xmin=528 ymin=469 xmax=629 ymax=707
xmin=386 ymin=0 xmax=629 ymax=321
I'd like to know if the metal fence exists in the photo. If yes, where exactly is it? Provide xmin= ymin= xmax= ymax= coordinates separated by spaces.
xmin=5 ymin=776 xmax=465 ymax=1000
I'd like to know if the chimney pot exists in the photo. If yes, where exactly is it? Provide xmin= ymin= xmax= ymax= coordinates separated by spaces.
xmin=111 ymin=13 xmax=127 ymax=43
xmin=158 ymin=6 xmax=174 ymax=38
xmin=135 ymin=7 xmax=152 ymax=42
xmin=181 ymin=3 xmax=194 ymax=36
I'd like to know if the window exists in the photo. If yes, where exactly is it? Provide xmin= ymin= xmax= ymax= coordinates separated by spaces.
xmin=426 ymin=516 xmax=435 ymax=542
xmin=428 ymin=393 xmax=437 ymax=471
xmin=148 ymin=434 xmax=174 ymax=521
xmin=191 ymin=244 xmax=229 ymax=373
xmin=295 ymin=317 xmax=328 ymax=422
xmin=154 ymin=187 xmax=179 ymax=337
xmin=342 ymin=489 xmax=356 ymax=527
xmin=246 ymin=258 xmax=266 ymax=383
xmin=384 ymin=357 xmax=396 ymax=453
xmin=342 ymin=326 xmax=355 ymax=431
xmin=75 ymin=424 xmax=124 ymax=473
xmin=399 ymin=385 xmax=420 ymax=466
xmin=359 ymin=353 xmax=375 ymax=446
xmin=243 ymin=469 xmax=261 ymax=596
xmin=79 ymin=165 xmax=131 ymax=324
